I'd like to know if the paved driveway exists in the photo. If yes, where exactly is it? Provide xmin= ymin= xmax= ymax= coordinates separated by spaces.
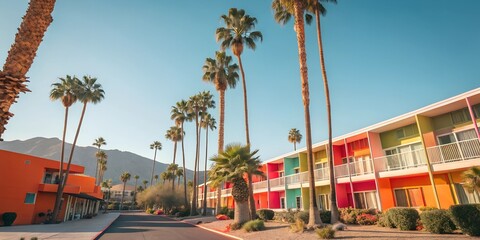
xmin=96 ymin=212 xmax=236 ymax=240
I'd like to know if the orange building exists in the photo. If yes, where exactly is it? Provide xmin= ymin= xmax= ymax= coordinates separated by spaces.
xmin=0 ymin=150 xmax=102 ymax=225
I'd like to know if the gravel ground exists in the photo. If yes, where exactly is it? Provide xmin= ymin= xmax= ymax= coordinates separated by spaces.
xmin=198 ymin=219 xmax=474 ymax=240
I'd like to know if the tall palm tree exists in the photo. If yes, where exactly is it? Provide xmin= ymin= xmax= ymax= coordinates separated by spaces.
xmin=176 ymin=168 xmax=184 ymax=189
xmin=171 ymin=100 xmax=191 ymax=207
xmin=209 ymin=143 xmax=261 ymax=225
xmin=161 ymin=171 xmax=169 ymax=185
xmin=149 ymin=141 xmax=162 ymax=187
xmin=165 ymin=126 xmax=182 ymax=165
xmin=202 ymin=51 xmax=239 ymax=214
xmin=154 ymin=174 xmax=159 ymax=184
xmin=98 ymin=158 xmax=108 ymax=184
xmin=201 ymin=113 xmax=216 ymax=215
xmin=49 ymin=75 xmax=78 ymax=194
xmin=93 ymin=137 xmax=107 ymax=185
xmin=463 ymin=166 xmax=480 ymax=202
xmin=216 ymin=8 xmax=263 ymax=147
xmin=119 ymin=171 xmax=131 ymax=211
xmin=272 ymin=0 xmax=321 ymax=227
xmin=288 ymin=128 xmax=303 ymax=150
xmin=142 ymin=180 xmax=148 ymax=189
xmin=95 ymin=150 xmax=108 ymax=184
xmin=0 ymin=0 xmax=56 ymax=140
xmin=101 ymin=179 xmax=112 ymax=213
xmin=168 ymin=163 xmax=179 ymax=191
xmin=132 ymin=175 xmax=139 ymax=209
xmin=52 ymin=75 xmax=104 ymax=222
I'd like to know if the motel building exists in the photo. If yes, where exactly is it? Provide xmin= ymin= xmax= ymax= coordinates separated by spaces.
xmin=197 ymin=88 xmax=480 ymax=212
xmin=0 ymin=150 xmax=103 ymax=225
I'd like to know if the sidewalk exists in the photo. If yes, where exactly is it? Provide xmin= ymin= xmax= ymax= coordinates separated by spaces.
xmin=0 ymin=212 xmax=120 ymax=240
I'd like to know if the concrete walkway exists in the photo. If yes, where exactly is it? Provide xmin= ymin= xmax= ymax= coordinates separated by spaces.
xmin=0 ymin=212 xmax=120 ymax=240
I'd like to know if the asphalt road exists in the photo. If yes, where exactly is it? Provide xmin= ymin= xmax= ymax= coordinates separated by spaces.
xmin=96 ymin=212 xmax=235 ymax=240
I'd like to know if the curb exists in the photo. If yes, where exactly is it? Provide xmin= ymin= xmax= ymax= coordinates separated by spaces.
xmin=91 ymin=213 xmax=121 ymax=240
xmin=164 ymin=215 xmax=243 ymax=240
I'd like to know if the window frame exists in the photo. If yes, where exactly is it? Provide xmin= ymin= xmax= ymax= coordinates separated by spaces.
xmin=393 ymin=187 xmax=425 ymax=208
xmin=295 ymin=196 xmax=302 ymax=209
xmin=353 ymin=190 xmax=378 ymax=209
xmin=24 ymin=192 xmax=36 ymax=204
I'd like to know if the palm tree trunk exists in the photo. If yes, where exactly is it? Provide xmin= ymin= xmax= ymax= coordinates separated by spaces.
xmin=58 ymin=106 xmax=69 ymax=186
xmin=236 ymin=55 xmax=250 ymax=146
xmin=202 ymin=128 xmax=209 ymax=216
xmin=293 ymin=0 xmax=321 ymax=228
xmin=315 ymin=8 xmax=339 ymax=223
xmin=133 ymin=179 xmax=138 ymax=210
xmin=294 ymin=142 xmax=297 ymax=151
xmin=120 ymin=182 xmax=126 ymax=210
xmin=150 ymin=149 xmax=157 ymax=187
xmin=232 ymin=178 xmax=250 ymax=224
xmin=247 ymin=173 xmax=256 ymax=220
xmin=94 ymin=158 xmax=99 ymax=185
xmin=191 ymin=112 xmax=200 ymax=216
xmin=215 ymin=89 xmax=226 ymax=214
xmin=51 ymin=102 xmax=88 ymax=223
xmin=173 ymin=141 xmax=177 ymax=165
xmin=0 ymin=0 xmax=56 ymax=139
xmin=181 ymin=122 xmax=188 ymax=208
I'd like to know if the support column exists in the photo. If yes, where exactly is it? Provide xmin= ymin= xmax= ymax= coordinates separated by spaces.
xmin=344 ymin=139 xmax=356 ymax=209
xmin=465 ymin=97 xmax=480 ymax=140
xmin=367 ymin=131 xmax=383 ymax=211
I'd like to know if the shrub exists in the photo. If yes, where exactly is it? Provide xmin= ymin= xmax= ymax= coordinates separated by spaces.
xmin=388 ymin=208 xmax=419 ymax=230
xmin=356 ymin=213 xmax=378 ymax=225
xmin=2 ymin=212 xmax=17 ymax=226
xmin=295 ymin=211 xmax=309 ymax=223
xmin=290 ymin=218 xmax=305 ymax=233
xmin=227 ymin=209 xmax=234 ymax=220
xmin=155 ymin=209 xmax=164 ymax=215
xmin=339 ymin=207 xmax=376 ymax=224
xmin=319 ymin=210 xmax=331 ymax=224
xmin=216 ymin=214 xmax=230 ymax=220
xmin=274 ymin=210 xmax=296 ymax=223
xmin=219 ymin=206 xmax=229 ymax=215
xmin=257 ymin=209 xmax=275 ymax=221
xmin=229 ymin=222 xmax=243 ymax=230
xmin=420 ymin=209 xmax=455 ymax=234
xmin=175 ymin=208 xmax=190 ymax=217
xmin=243 ymin=219 xmax=265 ymax=232
xmin=316 ymin=226 xmax=335 ymax=239
xmin=449 ymin=204 xmax=480 ymax=236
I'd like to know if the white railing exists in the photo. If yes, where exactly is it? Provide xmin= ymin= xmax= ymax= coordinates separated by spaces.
xmin=374 ymin=148 xmax=427 ymax=172
xmin=300 ymin=171 xmax=309 ymax=184
xmin=221 ymin=188 xmax=232 ymax=196
xmin=427 ymin=138 xmax=480 ymax=164
xmin=314 ymin=168 xmax=329 ymax=181
xmin=207 ymin=192 xmax=216 ymax=198
xmin=349 ymin=159 xmax=374 ymax=176
xmin=286 ymin=173 xmax=301 ymax=185
xmin=269 ymin=177 xmax=285 ymax=188
xmin=334 ymin=164 xmax=349 ymax=178
xmin=198 ymin=194 xmax=203 ymax=200
xmin=253 ymin=180 xmax=268 ymax=191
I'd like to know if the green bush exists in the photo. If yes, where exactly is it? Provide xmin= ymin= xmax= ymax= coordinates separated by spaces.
xmin=388 ymin=208 xmax=419 ymax=230
xmin=377 ymin=211 xmax=394 ymax=228
xmin=257 ymin=209 xmax=275 ymax=221
xmin=2 ymin=212 xmax=17 ymax=226
xmin=420 ymin=209 xmax=456 ymax=234
xmin=219 ymin=206 xmax=229 ymax=215
xmin=295 ymin=211 xmax=309 ymax=223
xmin=227 ymin=209 xmax=235 ymax=220
xmin=230 ymin=222 xmax=243 ymax=231
xmin=274 ymin=210 xmax=296 ymax=223
xmin=319 ymin=210 xmax=331 ymax=224
xmin=449 ymin=204 xmax=480 ymax=236
xmin=316 ymin=226 xmax=335 ymax=239
xmin=338 ymin=207 xmax=377 ymax=224
xmin=243 ymin=219 xmax=265 ymax=232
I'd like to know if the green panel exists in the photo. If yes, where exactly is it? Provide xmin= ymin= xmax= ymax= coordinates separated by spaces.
xmin=284 ymin=157 xmax=299 ymax=176
xmin=432 ymin=107 xmax=473 ymax=131
xmin=299 ymin=153 xmax=308 ymax=172
xmin=286 ymin=188 xmax=302 ymax=209
xmin=380 ymin=124 xmax=420 ymax=149
xmin=432 ymin=113 xmax=453 ymax=130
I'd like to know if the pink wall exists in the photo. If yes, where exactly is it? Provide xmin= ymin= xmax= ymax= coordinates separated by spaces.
xmin=269 ymin=191 xmax=284 ymax=209
xmin=336 ymin=183 xmax=350 ymax=208
xmin=352 ymin=180 xmax=376 ymax=192
xmin=333 ymin=145 xmax=345 ymax=165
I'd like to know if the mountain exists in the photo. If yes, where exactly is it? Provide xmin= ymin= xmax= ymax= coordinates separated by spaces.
xmin=0 ymin=137 xmax=204 ymax=185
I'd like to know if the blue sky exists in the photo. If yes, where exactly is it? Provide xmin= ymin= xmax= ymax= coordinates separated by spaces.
xmin=0 ymin=0 xmax=479 ymax=172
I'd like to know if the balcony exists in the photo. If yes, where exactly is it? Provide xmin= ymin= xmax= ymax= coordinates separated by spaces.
xmin=314 ymin=168 xmax=329 ymax=181
xmin=252 ymin=180 xmax=268 ymax=193
xmin=427 ymin=138 xmax=480 ymax=171
xmin=334 ymin=164 xmax=349 ymax=178
xmin=374 ymin=148 xmax=428 ymax=177
xmin=269 ymin=177 xmax=285 ymax=190
xmin=334 ymin=159 xmax=374 ymax=179
xmin=221 ymin=188 xmax=232 ymax=197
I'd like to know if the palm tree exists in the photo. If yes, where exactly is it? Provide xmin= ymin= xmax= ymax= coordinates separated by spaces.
xmin=165 ymin=126 xmax=182 ymax=165
xmin=161 ymin=171 xmax=169 ymax=185
xmin=202 ymin=51 xmax=239 ymax=214
xmin=101 ymin=179 xmax=112 ymax=213
xmin=98 ymin=158 xmax=108 ymax=184
xmin=176 ymin=168 xmax=184 ymax=189
xmin=216 ymin=8 xmax=263 ymax=147
xmin=171 ymin=100 xmax=191 ymax=207
xmin=52 ymin=75 xmax=104 ymax=222
xmin=149 ymin=141 xmax=162 ymax=187
xmin=132 ymin=175 xmax=140 ymax=209
xmin=306 ymin=0 xmax=339 ymax=223
xmin=201 ymin=113 xmax=216 ymax=215
xmin=119 ymin=171 xmax=131 ymax=211
xmin=154 ymin=174 xmax=159 ymax=184
xmin=95 ymin=150 xmax=108 ymax=184
xmin=463 ymin=166 xmax=480 ymax=202
xmin=288 ymin=128 xmax=302 ymax=150
xmin=210 ymin=143 xmax=261 ymax=225
xmin=0 ymin=0 xmax=56 ymax=140
xmin=272 ymin=0 xmax=321 ymax=227
xmin=168 ymin=163 xmax=179 ymax=191
xmin=93 ymin=137 xmax=107 ymax=185
xmin=142 ymin=180 xmax=148 ymax=189
xmin=49 ymin=75 xmax=78 ymax=196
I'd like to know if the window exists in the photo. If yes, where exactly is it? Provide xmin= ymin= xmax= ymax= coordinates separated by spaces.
xmin=454 ymin=183 xmax=480 ymax=204
xmin=384 ymin=142 xmax=425 ymax=169
xmin=295 ymin=196 xmax=302 ymax=209
xmin=318 ymin=194 xmax=330 ymax=210
xmin=394 ymin=188 xmax=425 ymax=207
xmin=315 ymin=162 xmax=327 ymax=169
xmin=24 ymin=193 xmax=36 ymax=204
xmin=395 ymin=125 xmax=419 ymax=139
xmin=294 ymin=168 xmax=300 ymax=174
xmin=473 ymin=104 xmax=480 ymax=119
xmin=280 ymin=197 xmax=286 ymax=209
xmin=451 ymin=108 xmax=471 ymax=125
xmin=279 ymin=171 xmax=284 ymax=177
xmin=354 ymin=191 xmax=378 ymax=209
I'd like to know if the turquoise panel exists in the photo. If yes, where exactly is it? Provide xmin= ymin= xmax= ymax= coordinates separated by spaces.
xmin=286 ymin=188 xmax=302 ymax=209
xmin=284 ymin=157 xmax=299 ymax=176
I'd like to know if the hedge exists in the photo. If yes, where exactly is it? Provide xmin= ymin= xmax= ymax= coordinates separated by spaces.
xmin=420 ymin=209 xmax=456 ymax=234
xmin=449 ymin=204 xmax=480 ymax=236
xmin=385 ymin=208 xmax=419 ymax=230
xmin=257 ymin=209 xmax=275 ymax=221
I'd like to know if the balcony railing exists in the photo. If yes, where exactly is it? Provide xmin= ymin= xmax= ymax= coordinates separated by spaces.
xmin=207 ymin=192 xmax=216 ymax=198
xmin=349 ymin=159 xmax=374 ymax=176
xmin=334 ymin=164 xmax=349 ymax=178
xmin=286 ymin=173 xmax=301 ymax=185
xmin=427 ymin=138 xmax=480 ymax=164
xmin=253 ymin=180 xmax=268 ymax=191
xmin=374 ymin=148 xmax=427 ymax=172
xmin=221 ymin=188 xmax=232 ymax=196
xmin=269 ymin=177 xmax=285 ymax=188
xmin=314 ymin=168 xmax=329 ymax=181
